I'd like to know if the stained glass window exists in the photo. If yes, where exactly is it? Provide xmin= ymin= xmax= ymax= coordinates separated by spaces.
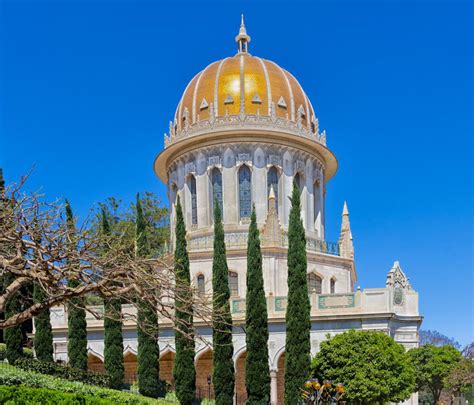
xmin=267 ymin=166 xmax=279 ymax=213
xmin=190 ymin=175 xmax=197 ymax=226
xmin=307 ymin=273 xmax=322 ymax=294
xmin=211 ymin=168 xmax=223 ymax=215
xmin=239 ymin=165 xmax=252 ymax=219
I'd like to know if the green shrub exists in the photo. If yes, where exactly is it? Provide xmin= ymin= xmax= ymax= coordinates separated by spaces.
xmin=0 ymin=365 xmax=156 ymax=404
xmin=14 ymin=357 xmax=111 ymax=387
xmin=0 ymin=385 xmax=115 ymax=404
xmin=0 ymin=343 xmax=33 ymax=361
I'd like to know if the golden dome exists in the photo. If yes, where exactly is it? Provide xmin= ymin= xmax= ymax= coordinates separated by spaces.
xmin=173 ymin=16 xmax=318 ymax=134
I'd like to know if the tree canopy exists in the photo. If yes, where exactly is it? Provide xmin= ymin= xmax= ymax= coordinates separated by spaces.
xmin=408 ymin=344 xmax=462 ymax=404
xmin=312 ymin=330 xmax=415 ymax=403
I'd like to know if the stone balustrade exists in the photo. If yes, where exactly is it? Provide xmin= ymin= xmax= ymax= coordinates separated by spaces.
xmin=49 ymin=286 xmax=417 ymax=331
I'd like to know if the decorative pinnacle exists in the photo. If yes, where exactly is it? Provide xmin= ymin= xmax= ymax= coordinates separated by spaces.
xmin=342 ymin=200 xmax=349 ymax=216
xmin=235 ymin=14 xmax=251 ymax=53
xmin=268 ymin=184 xmax=276 ymax=200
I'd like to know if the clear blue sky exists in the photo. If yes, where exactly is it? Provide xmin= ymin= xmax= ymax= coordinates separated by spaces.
xmin=0 ymin=1 xmax=472 ymax=345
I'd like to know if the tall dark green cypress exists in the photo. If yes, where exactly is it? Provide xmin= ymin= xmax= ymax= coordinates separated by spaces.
xmin=284 ymin=181 xmax=311 ymax=404
xmin=4 ymin=272 xmax=23 ymax=363
xmin=65 ymin=201 xmax=88 ymax=370
xmin=136 ymin=194 xmax=161 ymax=398
xmin=1 ymin=169 xmax=23 ymax=363
xmin=102 ymin=210 xmax=125 ymax=389
xmin=33 ymin=282 xmax=53 ymax=362
xmin=212 ymin=199 xmax=235 ymax=405
xmin=245 ymin=206 xmax=270 ymax=404
xmin=173 ymin=196 xmax=196 ymax=404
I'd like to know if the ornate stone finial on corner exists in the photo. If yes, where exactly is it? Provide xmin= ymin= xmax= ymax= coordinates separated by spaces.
xmin=261 ymin=185 xmax=283 ymax=247
xmin=320 ymin=129 xmax=327 ymax=145
xmin=338 ymin=201 xmax=354 ymax=260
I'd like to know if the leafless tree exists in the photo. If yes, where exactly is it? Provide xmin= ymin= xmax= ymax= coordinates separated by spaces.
xmin=0 ymin=177 xmax=215 ymax=337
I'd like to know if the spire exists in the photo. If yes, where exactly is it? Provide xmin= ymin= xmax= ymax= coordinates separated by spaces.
xmin=235 ymin=14 xmax=251 ymax=54
xmin=339 ymin=200 xmax=354 ymax=259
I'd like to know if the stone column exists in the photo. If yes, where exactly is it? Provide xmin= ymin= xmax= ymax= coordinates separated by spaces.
xmin=196 ymin=153 xmax=209 ymax=228
xmin=223 ymin=165 xmax=237 ymax=224
xmin=253 ymin=147 xmax=267 ymax=225
xmin=305 ymin=160 xmax=314 ymax=232
xmin=270 ymin=370 xmax=278 ymax=404
xmin=282 ymin=151 xmax=293 ymax=227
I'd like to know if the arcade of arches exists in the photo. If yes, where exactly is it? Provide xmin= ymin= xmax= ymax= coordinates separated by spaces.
xmin=86 ymin=349 xmax=286 ymax=402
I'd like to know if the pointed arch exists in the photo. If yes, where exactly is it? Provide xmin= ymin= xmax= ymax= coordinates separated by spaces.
xmin=307 ymin=272 xmax=322 ymax=294
xmin=238 ymin=165 xmax=252 ymax=220
xmin=211 ymin=167 xmax=223 ymax=216
xmin=267 ymin=166 xmax=279 ymax=213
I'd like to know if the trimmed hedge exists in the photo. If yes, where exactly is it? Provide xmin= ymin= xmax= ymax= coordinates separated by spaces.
xmin=0 ymin=365 xmax=157 ymax=404
xmin=14 ymin=357 xmax=111 ymax=387
xmin=0 ymin=385 xmax=116 ymax=404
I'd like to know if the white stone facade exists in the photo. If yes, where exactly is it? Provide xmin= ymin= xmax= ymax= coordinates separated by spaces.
xmin=48 ymin=20 xmax=422 ymax=404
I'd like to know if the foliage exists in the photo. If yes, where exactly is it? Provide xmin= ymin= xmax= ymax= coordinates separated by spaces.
xmin=284 ymin=181 xmax=311 ymax=405
xmin=245 ymin=206 xmax=270 ymax=404
xmin=172 ymin=196 xmax=196 ymax=405
xmin=14 ymin=357 xmax=111 ymax=387
xmin=3 ymin=272 xmax=24 ymax=364
xmin=444 ymin=357 xmax=474 ymax=397
xmin=33 ymin=283 xmax=54 ymax=362
xmin=96 ymin=192 xmax=169 ymax=257
xmin=408 ymin=344 xmax=461 ymax=404
xmin=101 ymin=211 xmax=125 ymax=390
xmin=419 ymin=329 xmax=461 ymax=349
xmin=211 ymin=199 xmax=235 ymax=405
xmin=136 ymin=195 xmax=162 ymax=398
xmin=66 ymin=200 xmax=89 ymax=371
xmin=312 ymin=330 xmax=415 ymax=403
xmin=0 ymin=364 xmax=183 ymax=403
xmin=0 ymin=385 xmax=117 ymax=404
xmin=0 ymin=342 xmax=30 ymax=361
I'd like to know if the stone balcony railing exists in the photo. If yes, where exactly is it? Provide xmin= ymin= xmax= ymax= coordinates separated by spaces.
xmin=49 ymin=287 xmax=417 ymax=331
xmin=187 ymin=232 xmax=340 ymax=256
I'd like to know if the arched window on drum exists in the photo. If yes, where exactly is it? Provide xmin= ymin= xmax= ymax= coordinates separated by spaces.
xmin=238 ymin=165 xmax=252 ymax=220
xmin=189 ymin=175 xmax=197 ymax=226
xmin=294 ymin=172 xmax=303 ymax=195
xmin=211 ymin=168 xmax=223 ymax=216
xmin=267 ymin=166 xmax=279 ymax=212
xmin=307 ymin=273 xmax=322 ymax=294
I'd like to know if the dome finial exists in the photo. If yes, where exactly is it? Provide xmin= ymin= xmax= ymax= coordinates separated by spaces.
xmin=235 ymin=14 xmax=251 ymax=54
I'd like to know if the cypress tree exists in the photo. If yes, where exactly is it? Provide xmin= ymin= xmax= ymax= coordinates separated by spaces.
xmin=102 ymin=210 xmax=125 ymax=389
xmin=245 ymin=205 xmax=270 ymax=404
xmin=136 ymin=194 xmax=161 ymax=398
xmin=284 ymin=181 xmax=311 ymax=404
xmin=1 ymin=169 xmax=23 ymax=363
xmin=212 ymin=199 xmax=235 ymax=405
xmin=4 ymin=272 xmax=23 ymax=363
xmin=33 ymin=282 xmax=53 ymax=362
xmin=173 ymin=196 xmax=196 ymax=404
xmin=65 ymin=201 xmax=88 ymax=370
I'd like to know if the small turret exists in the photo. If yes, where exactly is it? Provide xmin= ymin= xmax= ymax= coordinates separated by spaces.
xmin=338 ymin=201 xmax=354 ymax=259
xmin=235 ymin=14 xmax=251 ymax=54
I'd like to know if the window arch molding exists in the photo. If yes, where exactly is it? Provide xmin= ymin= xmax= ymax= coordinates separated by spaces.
xmin=307 ymin=272 xmax=323 ymax=294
